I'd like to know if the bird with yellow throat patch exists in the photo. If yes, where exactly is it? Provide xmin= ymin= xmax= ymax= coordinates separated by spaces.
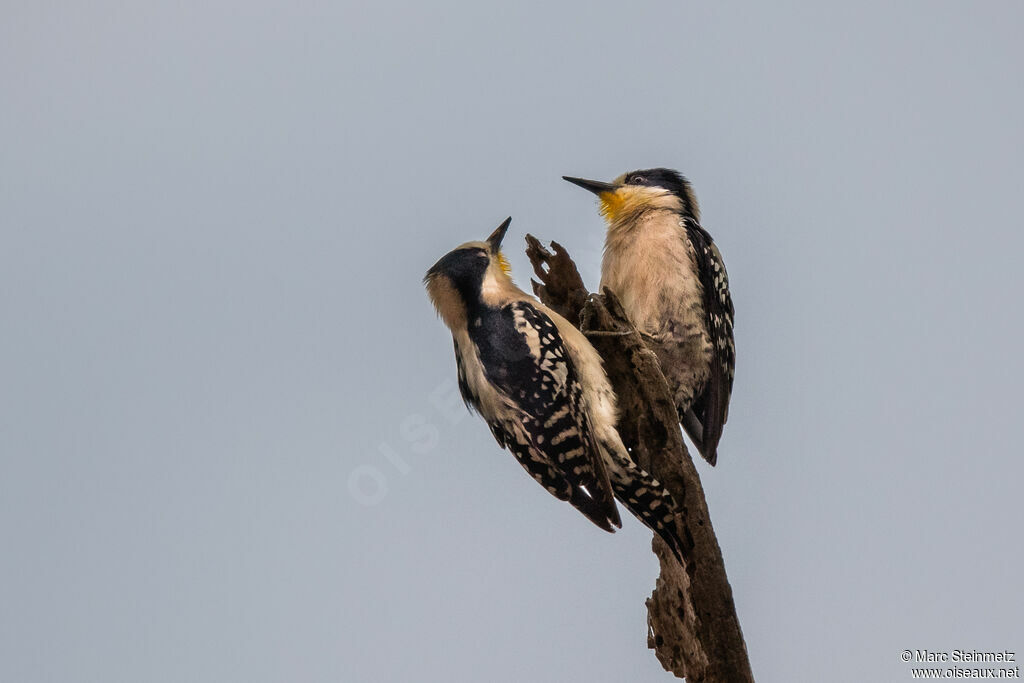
xmin=563 ymin=169 xmax=735 ymax=466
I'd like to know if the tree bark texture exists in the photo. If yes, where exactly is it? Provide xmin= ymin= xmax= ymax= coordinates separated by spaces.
xmin=525 ymin=235 xmax=755 ymax=683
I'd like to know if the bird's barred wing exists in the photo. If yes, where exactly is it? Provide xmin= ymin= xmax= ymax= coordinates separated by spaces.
xmin=470 ymin=301 xmax=621 ymax=531
xmin=683 ymin=217 xmax=735 ymax=465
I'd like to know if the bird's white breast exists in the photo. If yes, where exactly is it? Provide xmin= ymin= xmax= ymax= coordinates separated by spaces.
xmin=600 ymin=211 xmax=706 ymax=338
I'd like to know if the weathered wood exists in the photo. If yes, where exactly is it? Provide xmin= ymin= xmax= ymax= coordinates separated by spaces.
xmin=525 ymin=234 xmax=754 ymax=683
xmin=524 ymin=235 xmax=589 ymax=327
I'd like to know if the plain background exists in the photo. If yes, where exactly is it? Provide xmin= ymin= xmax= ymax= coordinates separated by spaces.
xmin=3 ymin=2 xmax=1022 ymax=681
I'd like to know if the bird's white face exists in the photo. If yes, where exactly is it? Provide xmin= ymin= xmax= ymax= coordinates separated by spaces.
xmin=479 ymin=252 xmax=515 ymax=306
xmin=597 ymin=175 xmax=682 ymax=225
xmin=564 ymin=169 xmax=699 ymax=226
xmin=424 ymin=239 xmax=515 ymax=331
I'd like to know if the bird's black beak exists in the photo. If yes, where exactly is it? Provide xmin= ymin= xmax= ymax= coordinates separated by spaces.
xmin=487 ymin=216 xmax=512 ymax=254
xmin=562 ymin=176 xmax=617 ymax=196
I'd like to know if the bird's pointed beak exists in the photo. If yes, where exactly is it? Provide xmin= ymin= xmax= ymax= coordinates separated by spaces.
xmin=487 ymin=216 xmax=512 ymax=254
xmin=562 ymin=176 xmax=617 ymax=196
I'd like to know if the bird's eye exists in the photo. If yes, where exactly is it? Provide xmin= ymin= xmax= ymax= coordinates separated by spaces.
xmin=631 ymin=176 xmax=646 ymax=185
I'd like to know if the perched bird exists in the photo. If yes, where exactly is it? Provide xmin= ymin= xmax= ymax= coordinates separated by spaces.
xmin=563 ymin=169 xmax=735 ymax=466
xmin=424 ymin=217 xmax=684 ymax=558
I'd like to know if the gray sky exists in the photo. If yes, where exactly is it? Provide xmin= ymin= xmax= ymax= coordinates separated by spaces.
xmin=3 ymin=2 xmax=1022 ymax=681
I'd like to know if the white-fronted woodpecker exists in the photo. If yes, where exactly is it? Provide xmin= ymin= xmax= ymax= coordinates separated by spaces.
xmin=424 ymin=217 xmax=684 ymax=559
xmin=563 ymin=169 xmax=735 ymax=466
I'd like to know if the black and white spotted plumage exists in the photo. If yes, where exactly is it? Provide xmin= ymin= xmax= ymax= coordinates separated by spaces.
xmin=425 ymin=223 xmax=686 ymax=560
xmin=459 ymin=301 xmax=621 ymax=531
xmin=682 ymin=216 xmax=736 ymax=465
xmin=600 ymin=440 xmax=684 ymax=560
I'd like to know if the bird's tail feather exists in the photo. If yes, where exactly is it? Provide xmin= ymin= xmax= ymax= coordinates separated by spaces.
xmin=569 ymin=485 xmax=622 ymax=533
xmin=601 ymin=442 xmax=687 ymax=562
xmin=681 ymin=408 xmax=717 ymax=466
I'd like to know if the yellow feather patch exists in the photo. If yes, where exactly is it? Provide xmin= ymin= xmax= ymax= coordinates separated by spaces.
xmin=496 ymin=251 xmax=511 ymax=274
xmin=599 ymin=185 xmax=672 ymax=224
xmin=599 ymin=190 xmax=628 ymax=224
